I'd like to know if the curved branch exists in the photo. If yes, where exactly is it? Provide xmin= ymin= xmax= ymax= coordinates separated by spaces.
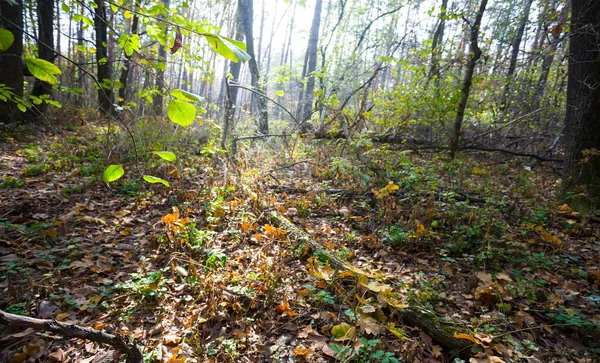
xmin=0 ymin=310 xmax=143 ymax=363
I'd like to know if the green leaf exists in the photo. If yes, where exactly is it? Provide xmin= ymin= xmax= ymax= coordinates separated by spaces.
xmin=152 ymin=151 xmax=176 ymax=162
xmin=0 ymin=28 xmax=15 ymax=51
xmin=24 ymin=58 xmax=61 ymax=85
xmin=143 ymin=175 xmax=170 ymax=187
xmin=203 ymin=34 xmax=250 ymax=62
xmin=117 ymin=34 xmax=140 ymax=57
xmin=61 ymin=3 xmax=70 ymax=12
xmin=103 ymin=165 xmax=125 ymax=185
xmin=167 ymin=99 xmax=195 ymax=127
xmin=170 ymin=89 xmax=202 ymax=102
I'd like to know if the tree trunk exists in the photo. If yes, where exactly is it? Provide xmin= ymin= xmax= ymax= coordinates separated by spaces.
xmin=94 ymin=0 xmax=113 ymax=115
xmin=427 ymin=0 xmax=448 ymax=88
xmin=500 ymin=0 xmax=534 ymax=113
xmin=118 ymin=0 xmax=139 ymax=105
xmin=0 ymin=0 xmax=24 ymax=123
xmin=562 ymin=0 xmax=600 ymax=209
xmin=153 ymin=0 xmax=170 ymax=116
xmin=28 ymin=0 xmax=55 ymax=118
xmin=533 ymin=0 xmax=570 ymax=108
xmin=297 ymin=0 xmax=323 ymax=131
xmin=238 ymin=0 xmax=268 ymax=134
xmin=449 ymin=0 xmax=488 ymax=158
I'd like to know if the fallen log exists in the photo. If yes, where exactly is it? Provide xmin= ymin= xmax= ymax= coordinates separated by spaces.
xmin=0 ymin=309 xmax=143 ymax=363
xmin=270 ymin=211 xmax=473 ymax=353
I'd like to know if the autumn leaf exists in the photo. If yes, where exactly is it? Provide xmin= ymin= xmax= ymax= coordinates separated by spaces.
xmin=308 ymin=258 xmax=335 ymax=281
xmin=294 ymin=345 xmax=311 ymax=356
xmin=357 ymin=316 xmax=382 ymax=335
xmin=171 ymin=26 xmax=182 ymax=54
xmin=330 ymin=322 xmax=356 ymax=341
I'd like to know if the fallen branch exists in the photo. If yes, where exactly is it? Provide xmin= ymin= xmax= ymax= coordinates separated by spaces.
xmin=270 ymin=211 xmax=472 ymax=352
xmin=0 ymin=309 xmax=143 ymax=363
xmin=461 ymin=145 xmax=563 ymax=162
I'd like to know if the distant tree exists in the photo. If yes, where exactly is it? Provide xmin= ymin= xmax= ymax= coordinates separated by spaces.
xmin=297 ymin=0 xmax=323 ymax=131
xmin=118 ymin=0 xmax=139 ymax=106
xmin=562 ymin=0 xmax=600 ymax=208
xmin=0 ymin=0 xmax=24 ymax=123
xmin=93 ymin=0 xmax=113 ymax=115
xmin=238 ymin=0 xmax=268 ymax=134
xmin=27 ymin=0 xmax=55 ymax=118
xmin=449 ymin=0 xmax=488 ymax=158
xmin=153 ymin=0 xmax=170 ymax=116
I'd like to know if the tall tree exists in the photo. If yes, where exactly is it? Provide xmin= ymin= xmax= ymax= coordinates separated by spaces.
xmin=153 ymin=0 xmax=170 ymax=116
xmin=297 ymin=0 xmax=323 ymax=130
xmin=238 ymin=0 xmax=268 ymax=134
xmin=0 ymin=0 xmax=24 ymax=123
xmin=427 ymin=0 xmax=448 ymax=89
xmin=94 ymin=0 xmax=113 ymax=115
xmin=562 ymin=0 xmax=600 ymax=208
xmin=533 ymin=0 xmax=570 ymax=108
xmin=449 ymin=0 xmax=488 ymax=158
xmin=118 ymin=0 xmax=139 ymax=106
xmin=500 ymin=0 xmax=534 ymax=113
xmin=28 ymin=0 xmax=55 ymax=118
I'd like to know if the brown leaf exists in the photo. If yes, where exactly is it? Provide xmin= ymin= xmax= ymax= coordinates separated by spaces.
xmin=357 ymin=316 xmax=382 ymax=335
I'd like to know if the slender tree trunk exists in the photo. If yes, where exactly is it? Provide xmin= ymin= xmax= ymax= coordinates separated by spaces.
xmin=94 ymin=0 xmax=113 ymax=115
xmin=500 ymin=0 xmax=534 ymax=113
xmin=238 ymin=0 xmax=268 ymax=134
xmin=27 ymin=0 xmax=55 ymax=119
xmin=427 ymin=0 xmax=448 ymax=88
xmin=298 ymin=0 xmax=323 ymax=130
xmin=153 ymin=0 xmax=170 ymax=116
xmin=230 ymin=9 xmax=244 ymax=107
xmin=0 ymin=0 xmax=24 ymax=123
xmin=449 ymin=0 xmax=488 ymax=158
xmin=562 ymin=0 xmax=600 ymax=209
xmin=118 ymin=0 xmax=139 ymax=105
xmin=533 ymin=0 xmax=570 ymax=107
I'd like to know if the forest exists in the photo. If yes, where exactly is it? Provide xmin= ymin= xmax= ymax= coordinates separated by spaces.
xmin=0 ymin=0 xmax=599 ymax=361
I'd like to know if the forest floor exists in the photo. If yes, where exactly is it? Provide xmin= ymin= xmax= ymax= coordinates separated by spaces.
xmin=0 ymin=120 xmax=599 ymax=363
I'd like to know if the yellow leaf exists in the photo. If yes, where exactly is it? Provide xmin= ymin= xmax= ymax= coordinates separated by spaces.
xmin=330 ymin=322 xmax=356 ymax=341
xmin=379 ymin=289 xmax=407 ymax=308
xmin=358 ymin=275 xmax=391 ymax=292
xmin=55 ymin=313 xmax=70 ymax=321
xmin=308 ymin=258 xmax=335 ymax=281
xmin=123 ymin=10 xmax=132 ymax=18
xmin=386 ymin=323 xmax=407 ymax=340
xmin=453 ymin=333 xmax=478 ymax=345
xmin=250 ymin=233 xmax=262 ymax=241
xmin=294 ymin=345 xmax=311 ymax=356
xmin=264 ymin=224 xmax=276 ymax=236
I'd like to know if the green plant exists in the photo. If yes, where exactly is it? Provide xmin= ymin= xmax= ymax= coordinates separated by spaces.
xmin=22 ymin=164 xmax=50 ymax=177
xmin=547 ymin=307 xmax=600 ymax=331
xmin=330 ymin=337 xmax=399 ymax=363
xmin=116 ymin=270 xmax=173 ymax=299
xmin=0 ymin=177 xmax=24 ymax=188
xmin=382 ymin=225 xmax=409 ymax=247
xmin=206 ymin=249 xmax=227 ymax=269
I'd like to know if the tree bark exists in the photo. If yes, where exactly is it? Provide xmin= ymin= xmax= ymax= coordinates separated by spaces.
xmin=0 ymin=0 xmax=24 ymax=123
xmin=153 ymin=0 xmax=170 ymax=116
xmin=118 ymin=0 xmax=139 ymax=106
xmin=94 ymin=0 xmax=113 ymax=115
xmin=297 ymin=0 xmax=323 ymax=131
xmin=0 ymin=309 xmax=143 ymax=363
xmin=28 ymin=0 xmax=55 ymax=118
xmin=562 ymin=0 xmax=600 ymax=209
xmin=449 ymin=0 xmax=488 ymax=158
xmin=238 ymin=0 xmax=269 ymax=134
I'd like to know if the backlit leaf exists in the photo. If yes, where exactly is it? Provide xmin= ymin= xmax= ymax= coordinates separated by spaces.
xmin=170 ymin=88 xmax=202 ymax=102
xmin=24 ymin=58 xmax=62 ymax=85
xmin=143 ymin=175 xmax=170 ymax=187
xmin=167 ymin=99 xmax=195 ymax=127
xmin=0 ymin=29 xmax=14 ymax=51
xmin=103 ymin=164 xmax=124 ymax=185
xmin=152 ymin=151 xmax=176 ymax=162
